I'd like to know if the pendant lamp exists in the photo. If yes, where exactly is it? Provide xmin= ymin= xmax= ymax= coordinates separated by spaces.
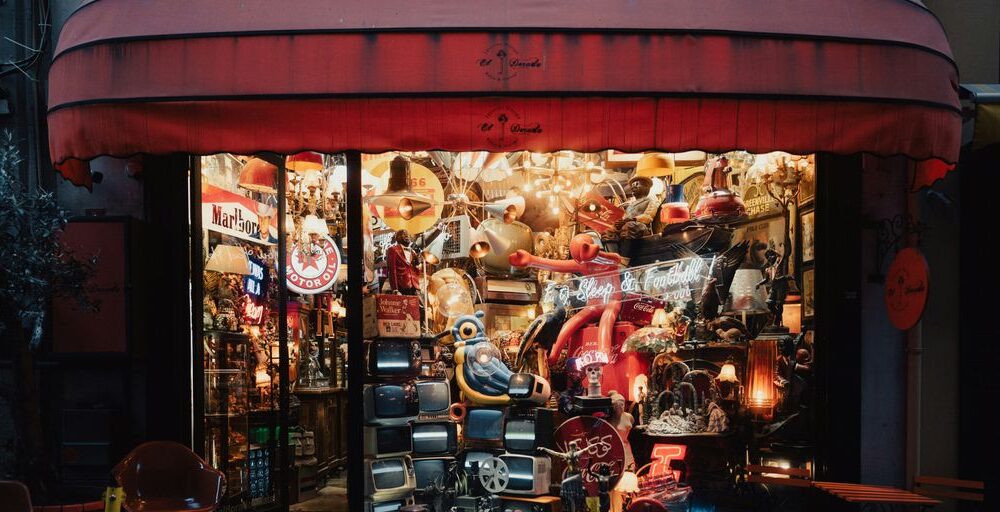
xmin=367 ymin=156 xmax=434 ymax=220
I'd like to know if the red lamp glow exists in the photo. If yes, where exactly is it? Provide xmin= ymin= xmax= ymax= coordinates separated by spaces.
xmin=747 ymin=338 xmax=778 ymax=420
xmin=238 ymin=157 xmax=278 ymax=194
xmin=285 ymin=151 xmax=323 ymax=172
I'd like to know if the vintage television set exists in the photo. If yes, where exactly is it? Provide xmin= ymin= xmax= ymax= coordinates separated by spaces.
xmin=412 ymin=456 xmax=456 ymax=492
xmin=366 ymin=338 xmax=421 ymax=378
xmin=499 ymin=453 xmax=552 ymax=496
xmin=364 ymin=425 xmax=413 ymax=458
xmin=507 ymin=373 xmax=551 ymax=405
xmin=363 ymin=382 xmax=419 ymax=426
xmin=503 ymin=408 xmax=554 ymax=454
xmin=364 ymin=498 xmax=412 ymax=512
xmin=463 ymin=407 xmax=506 ymax=442
xmin=415 ymin=379 xmax=452 ymax=418
xmin=410 ymin=420 xmax=458 ymax=456
xmin=364 ymin=455 xmax=416 ymax=501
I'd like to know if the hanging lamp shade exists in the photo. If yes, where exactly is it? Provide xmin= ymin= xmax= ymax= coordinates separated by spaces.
xmin=634 ymin=153 xmax=675 ymax=178
xmin=468 ymin=226 xmax=491 ymax=259
xmin=285 ymin=151 xmax=323 ymax=172
xmin=205 ymin=244 xmax=251 ymax=275
xmin=367 ymin=156 xmax=434 ymax=220
xmin=484 ymin=195 xmax=525 ymax=223
xmin=238 ymin=157 xmax=278 ymax=194
xmin=421 ymin=233 xmax=446 ymax=265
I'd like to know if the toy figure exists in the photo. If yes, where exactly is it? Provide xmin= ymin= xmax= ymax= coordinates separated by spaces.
xmin=539 ymin=440 xmax=588 ymax=512
xmin=623 ymin=176 xmax=660 ymax=221
xmin=386 ymin=229 xmax=422 ymax=294
xmin=510 ymin=233 xmax=624 ymax=366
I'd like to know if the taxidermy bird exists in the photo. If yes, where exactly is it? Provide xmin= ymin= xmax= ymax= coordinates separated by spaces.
xmin=514 ymin=306 xmax=566 ymax=374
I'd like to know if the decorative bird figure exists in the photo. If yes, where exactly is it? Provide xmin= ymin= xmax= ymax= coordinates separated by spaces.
xmin=452 ymin=311 xmax=515 ymax=405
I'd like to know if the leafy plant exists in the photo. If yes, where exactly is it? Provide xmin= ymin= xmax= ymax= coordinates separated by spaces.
xmin=0 ymin=130 xmax=96 ymax=496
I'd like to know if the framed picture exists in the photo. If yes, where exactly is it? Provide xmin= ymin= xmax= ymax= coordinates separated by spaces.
xmin=798 ymin=158 xmax=816 ymax=206
xmin=802 ymin=268 xmax=815 ymax=318
xmin=800 ymin=209 xmax=815 ymax=263
xmin=733 ymin=215 xmax=788 ymax=265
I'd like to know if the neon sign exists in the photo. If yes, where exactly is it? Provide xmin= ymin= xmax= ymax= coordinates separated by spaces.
xmin=559 ymin=256 xmax=713 ymax=305
xmin=650 ymin=444 xmax=687 ymax=481
xmin=243 ymin=256 xmax=267 ymax=300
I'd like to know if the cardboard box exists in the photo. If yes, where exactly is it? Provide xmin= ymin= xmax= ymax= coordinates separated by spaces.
xmin=365 ymin=294 xmax=421 ymax=338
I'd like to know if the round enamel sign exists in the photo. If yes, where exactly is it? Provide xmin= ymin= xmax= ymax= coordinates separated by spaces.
xmin=553 ymin=415 xmax=625 ymax=495
xmin=884 ymin=247 xmax=929 ymax=330
xmin=286 ymin=235 xmax=342 ymax=295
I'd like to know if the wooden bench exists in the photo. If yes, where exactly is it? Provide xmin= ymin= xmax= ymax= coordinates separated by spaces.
xmin=746 ymin=464 xmax=813 ymax=488
xmin=913 ymin=475 xmax=984 ymax=503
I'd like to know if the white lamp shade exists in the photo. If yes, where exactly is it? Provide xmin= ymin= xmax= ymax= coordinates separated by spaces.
xmin=422 ymin=233 xmax=446 ymax=265
xmin=302 ymin=215 xmax=330 ymax=236
xmin=484 ymin=196 xmax=526 ymax=223
xmin=205 ymin=244 xmax=251 ymax=275
xmin=724 ymin=268 xmax=770 ymax=314
xmin=468 ymin=226 xmax=491 ymax=259
xmin=480 ymin=227 xmax=511 ymax=255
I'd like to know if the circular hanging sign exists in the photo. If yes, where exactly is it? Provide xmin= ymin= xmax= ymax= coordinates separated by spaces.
xmin=286 ymin=234 xmax=342 ymax=295
xmin=884 ymin=247 xmax=929 ymax=330
xmin=366 ymin=157 xmax=445 ymax=234
xmin=553 ymin=415 xmax=625 ymax=495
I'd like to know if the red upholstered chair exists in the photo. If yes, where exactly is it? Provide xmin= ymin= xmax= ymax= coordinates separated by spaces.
xmin=113 ymin=441 xmax=224 ymax=512
xmin=0 ymin=481 xmax=32 ymax=512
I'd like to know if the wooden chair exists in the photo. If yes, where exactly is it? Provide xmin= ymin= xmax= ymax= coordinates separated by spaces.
xmin=0 ymin=481 xmax=32 ymax=512
xmin=745 ymin=464 xmax=812 ymax=511
xmin=913 ymin=475 xmax=984 ymax=504
xmin=746 ymin=464 xmax=813 ymax=488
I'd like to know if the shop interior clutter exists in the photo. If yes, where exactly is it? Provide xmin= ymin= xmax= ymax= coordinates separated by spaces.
xmin=361 ymin=150 xmax=817 ymax=512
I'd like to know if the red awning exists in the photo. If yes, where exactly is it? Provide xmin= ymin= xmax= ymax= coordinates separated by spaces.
xmin=48 ymin=0 xmax=960 ymax=188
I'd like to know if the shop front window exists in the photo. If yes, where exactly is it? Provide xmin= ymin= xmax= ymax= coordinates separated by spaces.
xmin=360 ymin=151 xmax=817 ymax=511
xmin=197 ymin=153 xmax=350 ymax=510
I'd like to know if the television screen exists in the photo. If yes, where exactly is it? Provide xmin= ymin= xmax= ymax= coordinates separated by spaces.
xmin=500 ymin=454 xmax=551 ymax=495
xmin=371 ymin=459 xmax=406 ymax=489
xmin=504 ymin=408 xmax=553 ymax=453
xmin=507 ymin=374 xmax=532 ymax=396
xmin=416 ymin=380 xmax=451 ymax=415
xmin=504 ymin=418 xmax=537 ymax=453
xmin=373 ymin=384 xmax=418 ymax=418
xmin=464 ymin=408 xmax=504 ymax=441
xmin=373 ymin=425 xmax=413 ymax=455
xmin=413 ymin=457 xmax=452 ymax=490
xmin=367 ymin=500 xmax=405 ymax=512
xmin=411 ymin=422 xmax=457 ymax=455
xmin=368 ymin=339 xmax=420 ymax=377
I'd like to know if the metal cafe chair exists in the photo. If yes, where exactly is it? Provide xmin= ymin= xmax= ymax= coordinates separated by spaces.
xmin=0 ymin=480 xmax=32 ymax=512
xmin=113 ymin=441 xmax=225 ymax=512
xmin=913 ymin=475 xmax=984 ymax=506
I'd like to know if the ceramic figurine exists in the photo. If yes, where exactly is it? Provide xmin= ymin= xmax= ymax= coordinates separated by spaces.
xmin=609 ymin=391 xmax=635 ymax=470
